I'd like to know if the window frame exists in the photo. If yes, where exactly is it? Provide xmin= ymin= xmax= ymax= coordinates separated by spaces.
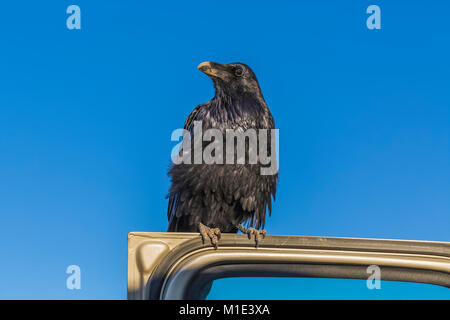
xmin=127 ymin=232 xmax=450 ymax=300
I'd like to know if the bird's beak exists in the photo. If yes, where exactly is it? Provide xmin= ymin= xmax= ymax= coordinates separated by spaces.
xmin=197 ymin=61 xmax=227 ymax=79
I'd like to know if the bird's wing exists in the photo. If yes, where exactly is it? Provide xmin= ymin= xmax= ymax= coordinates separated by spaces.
xmin=167 ymin=103 xmax=208 ymax=232
xmin=184 ymin=103 xmax=206 ymax=130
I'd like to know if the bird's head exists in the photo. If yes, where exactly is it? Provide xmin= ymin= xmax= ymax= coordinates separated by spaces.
xmin=197 ymin=61 xmax=263 ymax=99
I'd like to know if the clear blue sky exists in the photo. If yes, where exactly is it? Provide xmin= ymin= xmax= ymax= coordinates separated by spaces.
xmin=0 ymin=1 xmax=448 ymax=299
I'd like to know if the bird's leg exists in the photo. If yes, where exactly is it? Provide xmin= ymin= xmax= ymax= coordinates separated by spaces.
xmin=237 ymin=224 xmax=266 ymax=247
xmin=198 ymin=222 xmax=221 ymax=249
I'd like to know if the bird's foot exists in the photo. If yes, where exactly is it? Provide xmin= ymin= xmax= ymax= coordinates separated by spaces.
xmin=198 ymin=222 xmax=221 ymax=249
xmin=237 ymin=224 xmax=266 ymax=247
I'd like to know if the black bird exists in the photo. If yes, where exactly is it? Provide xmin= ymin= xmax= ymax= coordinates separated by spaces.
xmin=167 ymin=62 xmax=277 ymax=247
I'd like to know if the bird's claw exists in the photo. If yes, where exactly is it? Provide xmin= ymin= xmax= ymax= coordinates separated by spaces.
xmin=199 ymin=223 xmax=221 ymax=249
xmin=246 ymin=228 xmax=266 ymax=247
xmin=238 ymin=225 xmax=266 ymax=247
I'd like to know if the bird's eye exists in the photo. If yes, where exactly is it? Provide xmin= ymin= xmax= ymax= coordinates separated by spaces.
xmin=234 ymin=67 xmax=244 ymax=77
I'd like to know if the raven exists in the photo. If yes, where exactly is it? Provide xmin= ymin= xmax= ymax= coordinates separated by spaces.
xmin=167 ymin=62 xmax=277 ymax=247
